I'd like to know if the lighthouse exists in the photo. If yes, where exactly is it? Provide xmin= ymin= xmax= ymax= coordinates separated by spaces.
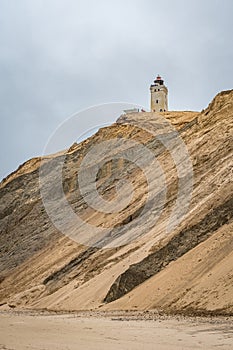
xmin=150 ymin=75 xmax=168 ymax=112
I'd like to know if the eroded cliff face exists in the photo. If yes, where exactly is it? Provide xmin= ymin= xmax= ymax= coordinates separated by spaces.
xmin=0 ymin=90 xmax=232 ymax=315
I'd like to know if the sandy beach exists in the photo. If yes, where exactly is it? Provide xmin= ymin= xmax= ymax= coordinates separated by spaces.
xmin=0 ymin=311 xmax=232 ymax=350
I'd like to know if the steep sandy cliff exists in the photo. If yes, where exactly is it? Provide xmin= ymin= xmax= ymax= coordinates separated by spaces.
xmin=0 ymin=90 xmax=232 ymax=315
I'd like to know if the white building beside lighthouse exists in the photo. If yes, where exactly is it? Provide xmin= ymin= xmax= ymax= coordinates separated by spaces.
xmin=150 ymin=75 xmax=168 ymax=112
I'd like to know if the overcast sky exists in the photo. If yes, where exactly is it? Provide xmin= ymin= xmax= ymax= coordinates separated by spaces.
xmin=0 ymin=0 xmax=232 ymax=180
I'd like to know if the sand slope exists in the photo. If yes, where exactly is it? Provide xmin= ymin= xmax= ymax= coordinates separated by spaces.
xmin=0 ymin=90 xmax=232 ymax=315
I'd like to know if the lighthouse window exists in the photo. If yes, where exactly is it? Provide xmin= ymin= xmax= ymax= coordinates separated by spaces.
xmin=156 ymin=99 xmax=158 ymax=103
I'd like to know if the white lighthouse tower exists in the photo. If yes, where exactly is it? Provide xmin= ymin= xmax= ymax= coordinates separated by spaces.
xmin=150 ymin=75 xmax=168 ymax=112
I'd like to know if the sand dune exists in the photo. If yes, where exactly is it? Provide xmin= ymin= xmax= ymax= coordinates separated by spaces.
xmin=0 ymin=90 xmax=232 ymax=316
